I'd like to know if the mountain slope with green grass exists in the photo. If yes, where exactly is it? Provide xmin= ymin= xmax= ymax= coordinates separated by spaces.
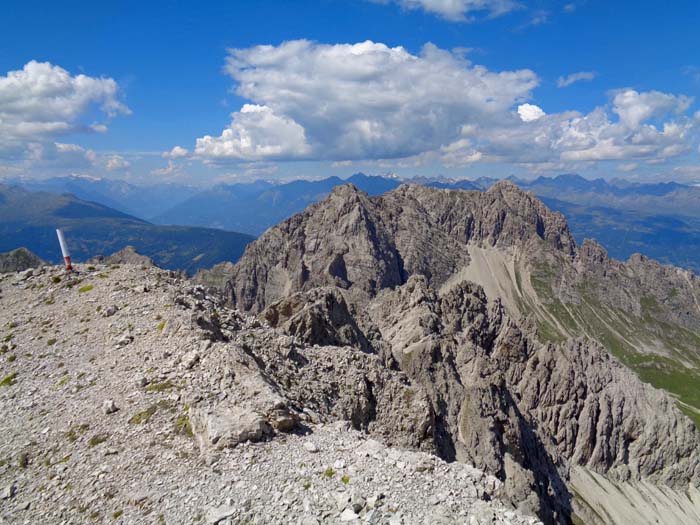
xmin=0 ymin=184 xmax=254 ymax=274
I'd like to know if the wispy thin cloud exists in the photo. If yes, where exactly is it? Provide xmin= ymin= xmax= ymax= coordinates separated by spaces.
xmin=557 ymin=71 xmax=597 ymax=87
xmin=682 ymin=66 xmax=700 ymax=84
xmin=370 ymin=0 xmax=521 ymax=22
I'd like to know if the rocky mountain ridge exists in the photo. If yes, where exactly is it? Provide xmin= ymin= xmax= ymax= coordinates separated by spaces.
xmin=222 ymin=182 xmax=575 ymax=313
xmin=4 ymin=182 xmax=700 ymax=523
xmin=221 ymin=182 xmax=700 ymax=421
xmin=216 ymin=181 xmax=700 ymax=523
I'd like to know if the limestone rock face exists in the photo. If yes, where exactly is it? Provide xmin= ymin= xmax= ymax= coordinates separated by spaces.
xmin=225 ymin=184 xmax=405 ymax=313
xmin=225 ymin=182 xmax=575 ymax=313
xmin=225 ymin=182 xmax=700 ymax=343
xmin=177 ymin=285 xmax=434 ymax=454
xmin=261 ymin=287 xmax=371 ymax=351
xmin=203 ymin=181 xmax=700 ymax=523
xmin=367 ymin=276 xmax=700 ymax=520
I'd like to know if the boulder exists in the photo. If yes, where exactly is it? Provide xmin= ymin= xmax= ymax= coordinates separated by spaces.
xmin=190 ymin=404 xmax=272 ymax=452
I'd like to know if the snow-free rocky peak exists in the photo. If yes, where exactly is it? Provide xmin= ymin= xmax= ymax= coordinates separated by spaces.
xmin=219 ymin=182 xmax=700 ymax=523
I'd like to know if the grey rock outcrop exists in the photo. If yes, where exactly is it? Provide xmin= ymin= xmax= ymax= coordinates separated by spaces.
xmin=0 ymin=247 xmax=45 ymax=273
xmin=190 ymin=404 xmax=272 ymax=451
xmin=89 ymin=245 xmax=154 ymax=266
xmin=261 ymin=287 xmax=371 ymax=351
xmin=192 ymin=260 xmax=236 ymax=289
xmin=225 ymin=181 xmax=575 ymax=314
xmin=174 ymin=285 xmax=433 ymax=454
xmin=368 ymin=276 xmax=700 ymax=520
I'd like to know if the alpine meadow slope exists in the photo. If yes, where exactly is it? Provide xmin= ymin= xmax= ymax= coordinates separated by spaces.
xmin=0 ymin=184 xmax=254 ymax=274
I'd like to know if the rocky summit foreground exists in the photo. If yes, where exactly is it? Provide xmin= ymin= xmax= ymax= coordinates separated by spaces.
xmin=0 ymin=264 xmax=539 ymax=524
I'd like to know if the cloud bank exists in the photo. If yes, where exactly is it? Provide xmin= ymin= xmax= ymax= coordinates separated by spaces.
xmin=193 ymin=40 xmax=698 ymax=171
xmin=195 ymin=40 xmax=538 ymax=163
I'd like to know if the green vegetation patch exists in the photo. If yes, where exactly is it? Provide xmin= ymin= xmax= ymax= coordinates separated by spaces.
xmin=78 ymin=285 xmax=94 ymax=293
xmin=0 ymin=372 xmax=18 ymax=387
xmin=173 ymin=414 xmax=193 ymax=437
xmin=145 ymin=379 xmax=176 ymax=392
xmin=66 ymin=423 xmax=90 ymax=442
xmin=88 ymin=434 xmax=108 ymax=448
xmin=129 ymin=404 xmax=159 ymax=425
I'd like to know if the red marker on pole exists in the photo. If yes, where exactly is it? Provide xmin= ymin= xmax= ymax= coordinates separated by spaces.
xmin=56 ymin=229 xmax=73 ymax=272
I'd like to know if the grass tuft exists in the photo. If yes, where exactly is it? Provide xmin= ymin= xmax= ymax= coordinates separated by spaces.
xmin=0 ymin=372 xmax=18 ymax=387
xmin=88 ymin=434 xmax=108 ymax=448
xmin=129 ymin=404 xmax=158 ymax=425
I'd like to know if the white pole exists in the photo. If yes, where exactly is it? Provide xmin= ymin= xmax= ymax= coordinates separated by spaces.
xmin=56 ymin=228 xmax=73 ymax=271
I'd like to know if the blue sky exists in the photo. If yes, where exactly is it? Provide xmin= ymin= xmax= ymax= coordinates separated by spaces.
xmin=1 ymin=0 xmax=699 ymax=185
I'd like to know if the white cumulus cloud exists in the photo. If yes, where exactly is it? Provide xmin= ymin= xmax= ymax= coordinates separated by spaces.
xmin=188 ymin=41 xmax=698 ymax=173
xmin=163 ymin=145 xmax=190 ymax=159
xmin=611 ymin=89 xmax=692 ymax=129
xmin=194 ymin=40 xmax=538 ymax=163
xmin=151 ymin=160 xmax=181 ymax=177
xmin=105 ymin=154 xmax=130 ymax=171
xmin=0 ymin=60 xmax=130 ymax=158
xmin=196 ymin=104 xmax=311 ymax=161
xmin=446 ymin=89 xmax=698 ymax=165
xmin=517 ymin=103 xmax=546 ymax=122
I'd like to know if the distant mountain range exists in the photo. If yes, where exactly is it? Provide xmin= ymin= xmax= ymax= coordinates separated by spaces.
xmin=0 ymin=184 xmax=253 ymax=273
xmin=4 ymin=173 xmax=700 ymax=272
xmin=5 ymin=175 xmax=197 ymax=219
xmin=153 ymin=173 xmax=403 ymax=234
